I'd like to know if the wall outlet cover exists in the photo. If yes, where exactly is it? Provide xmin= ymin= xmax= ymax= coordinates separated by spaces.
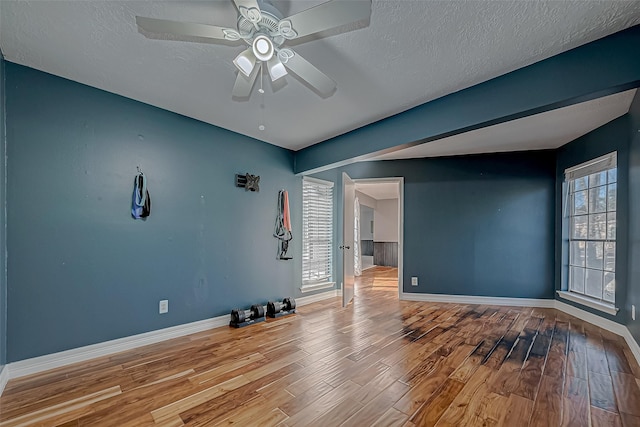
xmin=633 ymin=304 xmax=636 ymax=321
xmin=159 ymin=300 xmax=169 ymax=314
xmin=411 ymin=277 xmax=418 ymax=286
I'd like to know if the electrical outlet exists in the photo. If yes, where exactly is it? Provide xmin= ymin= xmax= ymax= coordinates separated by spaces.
xmin=159 ymin=300 xmax=169 ymax=314
xmin=633 ymin=305 xmax=636 ymax=321
xmin=411 ymin=277 xmax=418 ymax=286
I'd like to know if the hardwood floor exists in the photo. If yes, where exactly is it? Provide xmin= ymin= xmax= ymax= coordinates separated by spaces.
xmin=1 ymin=268 xmax=639 ymax=426
xmin=355 ymin=266 xmax=398 ymax=290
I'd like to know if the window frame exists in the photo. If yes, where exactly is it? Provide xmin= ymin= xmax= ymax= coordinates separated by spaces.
xmin=301 ymin=177 xmax=335 ymax=293
xmin=558 ymin=151 xmax=619 ymax=315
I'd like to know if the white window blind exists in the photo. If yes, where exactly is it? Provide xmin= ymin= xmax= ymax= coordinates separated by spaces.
xmin=565 ymin=152 xmax=617 ymax=181
xmin=302 ymin=177 xmax=334 ymax=285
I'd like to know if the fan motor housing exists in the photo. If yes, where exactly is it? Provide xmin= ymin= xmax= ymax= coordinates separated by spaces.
xmin=238 ymin=10 xmax=285 ymax=47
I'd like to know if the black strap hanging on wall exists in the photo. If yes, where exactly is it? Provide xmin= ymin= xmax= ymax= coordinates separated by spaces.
xmin=132 ymin=167 xmax=151 ymax=219
xmin=274 ymin=189 xmax=292 ymax=260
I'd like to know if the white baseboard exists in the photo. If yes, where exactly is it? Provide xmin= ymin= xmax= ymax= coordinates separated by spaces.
xmin=297 ymin=288 xmax=341 ymax=305
xmin=399 ymin=291 xmax=640 ymax=367
xmin=554 ymin=300 xmax=640 ymax=367
xmin=399 ymin=292 xmax=556 ymax=308
xmin=0 ymin=365 xmax=9 ymax=396
xmin=7 ymin=315 xmax=230 ymax=380
xmin=1 ymin=289 xmax=342 ymax=389
xmin=553 ymin=300 xmax=628 ymax=336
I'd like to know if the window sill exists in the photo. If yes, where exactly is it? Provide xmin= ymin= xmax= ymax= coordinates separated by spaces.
xmin=300 ymin=282 xmax=335 ymax=293
xmin=556 ymin=291 xmax=619 ymax=316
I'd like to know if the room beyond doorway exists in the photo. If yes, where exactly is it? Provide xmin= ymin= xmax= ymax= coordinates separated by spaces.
xmin=355 ymin=266 xmax=399 ymax=295
xmin=352 ymin=177 xmax=403 ymax=299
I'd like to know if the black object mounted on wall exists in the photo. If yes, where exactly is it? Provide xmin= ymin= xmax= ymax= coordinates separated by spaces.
xmin=274 ymin=189 xmax=292 ymax=260
xmin=132 ymin=166 xmax=151 ymax=219
xmin=236 ymin=173 xmax=260 ymax=192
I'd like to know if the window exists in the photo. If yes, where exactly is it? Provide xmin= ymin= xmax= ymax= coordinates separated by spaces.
xmin=301 ymin=177 xmax=334 ymax=291
xmin=565 ymin=152 xmax=617 ymax=307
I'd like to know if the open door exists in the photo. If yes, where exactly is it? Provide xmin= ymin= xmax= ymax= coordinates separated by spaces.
xmin=342 ymin=172 xmax=355 ymax=307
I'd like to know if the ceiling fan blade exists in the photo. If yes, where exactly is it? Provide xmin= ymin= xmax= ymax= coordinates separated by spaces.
xmin=280 ymin=49 xmax=336 ymax=96
xmin=281 ymin=0 xmax=371 ymax=39
xmin=232 ymin=64 xmax=260 ymax=98
xmin=136 ymin=16 xmax=240 ymax=42
xmin=232 ymin=0 xmax=263 ymax=24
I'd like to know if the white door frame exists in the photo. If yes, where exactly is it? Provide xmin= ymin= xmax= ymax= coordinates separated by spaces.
xmin=352 ymin=177 xmax=404 ymax=298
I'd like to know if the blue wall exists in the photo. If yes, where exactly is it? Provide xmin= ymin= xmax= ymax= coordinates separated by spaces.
xmin=314 ymin=151 xmax=556 ymax=299
xmin=555 ymin=116 xmax=631 ymax=325
xmin=628 ymin=91 xmax=640 ymax=344
xmin=0 ymin=54 xmax=6 ymax=370
xmin=5 ymin=63 xmax=307 ymax=362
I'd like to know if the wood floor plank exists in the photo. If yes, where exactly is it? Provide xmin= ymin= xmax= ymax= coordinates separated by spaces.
xmin=371 ymin=407 xmax=409 ymax=427
xmin=342 ymin=381 xmax=410 ymax=427
xmin=179 ymin=363 xmax=301 ymax=426
xmin=604 ymin=339 xmax=633 ymax=375
xmin=407 ymin=378 xmax=465 ymax=426
xmin=562 ymin=376 xmax=589 ymax=427
xmin=512 ymin=333 xmax=550 ymax=401
xmin=587 ymin=345 xmax=610 ymax=375
xmin=472 ymin=391 xmax=508 ymax=427
xmin=279 ymin=381 xmax=334 ymax=417
xmin=497 ymin=393 xmax=534 ymax=427
xmin=620 ymin=412 xmax=640 ymax=427
xmin=489 ymin=336 xmax=531 ymax=396
xmin=483 ymin=330 xmax=520 ymax=370
xmin=399 ymin=351 xmax=444 ymax=386
xmin=0 ymin=386 xmax=121 ymax=427
xmin=610 ymin=371 xmax=640 ymax=417
xmin=1 ymin=267 xmax=638 ymax=427
xmin=435 ymin=365 xmax=495 ymax=427
xmin=187 ymin=353 xmax=264 ymax=385
xmin=393 ymin=361 xmax=454 ymax=416
xmin=589 ymin=371 xmax=619 ymax=413
xmin=352 ymin=366 xmax=404 ymax=405
xmin=209 ymin=395 xmax=281 ymax=427
xmin=281 ymin=380 xmax=361 ymax=427
xmin=567 ymin=349 xmax=588 ymax=380
xmin=591 ymin=406 xmax=622 ymax=427
xmin=529 ymin=374 xmax=563 ymax=427
xmin=623 ymin=347 xmax=640 ymax=378
xmin=151 ymin=376 xmax=249 ymax=423
xmin=306 ymin=398 xmax=363 ymax=427
xmin=568 ymin=322 xmax=587 ymax=354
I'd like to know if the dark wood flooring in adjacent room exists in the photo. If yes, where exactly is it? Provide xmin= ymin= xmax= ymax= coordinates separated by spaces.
xmin=1 ymin=268 xmax=639 ymax=426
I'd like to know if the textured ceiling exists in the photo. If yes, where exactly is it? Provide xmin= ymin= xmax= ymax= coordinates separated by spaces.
xmin=372 ymin=88 xmax=638 ymax=161
xmin=355 ymin=182 xmax=398 ymax=201
xmin=1 ymin=1 xmax=640 ymax=151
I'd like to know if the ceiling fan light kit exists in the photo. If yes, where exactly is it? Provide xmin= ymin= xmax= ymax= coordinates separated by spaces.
xmin=267 ymin=57 xmax=287 ymax=81
xmin=233 ymin=49 xmax=256 ymax=77
xmin=136 ymin=0 xmax=372 ymax=98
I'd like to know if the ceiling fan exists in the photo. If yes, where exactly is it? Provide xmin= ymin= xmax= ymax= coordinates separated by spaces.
xmin=136 ymin=0 xmax=372 ymax=98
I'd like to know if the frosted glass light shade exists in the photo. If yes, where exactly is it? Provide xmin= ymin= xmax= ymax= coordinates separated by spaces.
xmin=233 ymin=49 xmax=256 ymax=77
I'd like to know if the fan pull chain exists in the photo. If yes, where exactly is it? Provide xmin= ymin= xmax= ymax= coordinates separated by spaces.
xmin=258 ymin=63 xmax=265 ymax=131
xmin=259 ymin=62 xmax=265 ymax=94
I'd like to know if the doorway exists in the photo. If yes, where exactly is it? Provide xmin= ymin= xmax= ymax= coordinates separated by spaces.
xmin=346 ymin=177 xmax=403 ymax=300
